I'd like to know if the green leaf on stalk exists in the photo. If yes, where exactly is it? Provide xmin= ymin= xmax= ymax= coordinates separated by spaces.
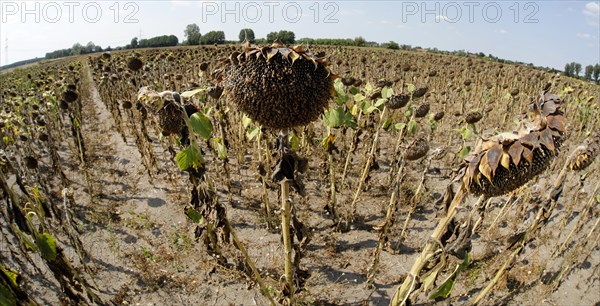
xmin=422 ymin=257 xmax=446 ymax=293
xmin=374 ymin=98 xmax=386 ymax=108
xmin=351 ymin=104 xmax=359 ymax=116
xmin=323 ymin=107 xmax=345 ymax=128
xmin=180 ymin=88 xmax=205 ymax=98
xmin=349 ymin=87 xmax=360 ymax=95
xmin=176 ymin=145 xmax=205 ymax=172
xmin=242 ymin=114 xmax=252 ymax=129
xmin=458 ymin=146 xmax=471 ymax=158
xmin=382 ymin=117 xmax=393 ymax=130
xmin=429 ymin=252 xmax=471 ymax=300
xmin=189 ymin=112 xmax=213 ymax=139
xmin=345 ymin=113 xmax=358 ymax=129
xmin=353 ymin=93 xmax=366 ymax=103
xmin=289 ymin=132 xmax=300 ymax=151
xmin=407 ymin=83 xmax=416 ymax=94
xmin=323 ymin=107 xmax=357 ymax=129
xmin=185 ymin=208 xmax=204 ymax=224
xmin=366 ymin=106 xmax=378 ymax=114
xmin=246 ymin=127 xmax=260 ymax=141
xmin=36 ymin=233 xmax=57 ymax=261
xmin=407 ymin=119 xmax=417 ymax=135
xmin=211 ymin=138 xmax=227 ymax=160
xmin=394 ymin=122 xmax=406 ymax=132
xmin=381 ymin=86 xmax=394 ymax=99
xmin=334 ymin=79 xmax=349 ymax=105
xmin=460 ymin=126 xmax=474 ymax=141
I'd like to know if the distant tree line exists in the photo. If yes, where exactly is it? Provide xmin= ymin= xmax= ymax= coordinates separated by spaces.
xmin=45 ymin=41 xmax=103 ymax=59
xmin=0 ymin=57 xmax=44 ymax=71
xmin=564 ymin=62 xmax=600 ymax=82
xmin=8 ymin=23 xmax=585 ymax=77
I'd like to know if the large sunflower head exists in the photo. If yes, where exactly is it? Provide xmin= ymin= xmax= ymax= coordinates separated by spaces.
xmin=460 ymin=86 xmax=565 ymax=197
xmin=216 ymin=40 xmax=336 ymax=129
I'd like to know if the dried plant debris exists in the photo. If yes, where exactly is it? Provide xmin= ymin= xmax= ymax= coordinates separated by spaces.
xmin=460 ymin=88 xmax=565 ymax=197
xmin=569 ymin=131 xmax=599 ymax=171
xmin=216 ymin=40 xmax=336 ymax=129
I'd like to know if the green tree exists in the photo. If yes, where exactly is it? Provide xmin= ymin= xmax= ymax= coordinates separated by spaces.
xmin=354 ymin=36 xmax=366 ymax=47
xmin=130 ymin=37 xmax=138 ymax=49
xmin=593 ymin=64 xmax=600 ymax=82
xmin=238 ymin=28 xmax=255 ymax=43
xmin=266 ymin=31 xmax=278 ymax=42
xmin=184 ymin=23 xmax=201 ymax=45
xmin=564 ymin=62 xmax=574 ymax=77
xmin=386 ymin=41 xmax=400 ymax=50
xmin=201 ymin=31 xmax=225 ymax=45
xmin=584 ymin=64 xmax=594 ymax=81
xmin=265 ymin=30 xmax=295 ymax=44
xmin=70 ymin=43 xmax=82 ymax=55
xmin=574 ymin=62 xmax=582 ymax=77
xmin=278 ymin=30 xmax=295 ymax=44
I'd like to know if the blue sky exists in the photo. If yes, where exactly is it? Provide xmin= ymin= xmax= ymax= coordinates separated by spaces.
xmin=1 ymin=1 xmax=599 ymax=70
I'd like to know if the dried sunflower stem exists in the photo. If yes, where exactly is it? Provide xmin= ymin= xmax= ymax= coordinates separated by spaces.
xmin=328 ymin=152 xmax=339 ymax=223
xmin=224 ymin=219 xmax=276 ymax=306
xmin=472 ymin=160 xmax=571 ymax=305
xmin=281 ymin=180 xmax=295 ymax=304
xmin=256 ymin=130 xmax=272 ymax=226
xmin=349 ymin=107 xmax=387 ymax=221
xmin=387 ymin=122 xmax=408 ymax=186
xmin=341 ymin=109 xmax=363 ymax=187
xmin=390 ymin=184 xmax=467 ymax=306
xmin=396 ymin=158 xmax=429 ymax=250
xmin=367 ymin=160 xmax=406 ymax=286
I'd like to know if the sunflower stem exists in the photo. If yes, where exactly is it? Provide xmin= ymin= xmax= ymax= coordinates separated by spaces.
xmin=390 ymin=184 xmax=467 ymax=306
xmin=348 ymin=107 xmax=387 ymax=223
xmin=367 ymin=159 xmax=405 ymax=286
xmin=281 ymin=179 xmax=294 ymax=303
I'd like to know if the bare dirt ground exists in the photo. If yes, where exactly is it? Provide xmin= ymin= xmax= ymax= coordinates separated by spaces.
xmin=2 ymin=60 xmax=598 ymax=306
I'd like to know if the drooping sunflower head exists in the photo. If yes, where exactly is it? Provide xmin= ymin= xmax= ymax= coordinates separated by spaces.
xmin=216 ymin=40 xmax=336 ymax=129
xmin=460 ymin=86 xmax=566 ymax=197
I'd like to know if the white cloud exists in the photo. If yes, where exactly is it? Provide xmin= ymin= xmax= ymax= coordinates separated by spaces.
xmin=576 ymin=32 xmax=597 ymax=39
xmin=577 ymin=33 xmax=591 ymax=38
xmin=583 ymin=2 xmax=600 ymax=26
xmin=583 ymin=2 xmax=599 ymax=16
xmin=496 ymin=29 xmax=508 ymax=34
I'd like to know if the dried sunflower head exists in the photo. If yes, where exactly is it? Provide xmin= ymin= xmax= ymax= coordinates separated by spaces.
xmin=460 ymin=87 xmax=565 ymax=197
xmin=569 ymin=131 xmax=599 ymax=171
xmin=216 ymin=40 xmax=336 ymax=129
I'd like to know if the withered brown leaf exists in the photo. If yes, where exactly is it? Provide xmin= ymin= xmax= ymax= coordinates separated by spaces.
xmin=486 ymin=144 xmax=503 ymax=175
xmin=546 ymin=115 xmax=565 ymax=133
xmin=539 ymin=128 xmax=555 ymax=154
xmin=508 ymin=141 xmax=524 ymax=167
xmin=522 ymin=146 xmax=534 ymax=164
xmin=478 ymin=153 xmax=493 ymax=183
